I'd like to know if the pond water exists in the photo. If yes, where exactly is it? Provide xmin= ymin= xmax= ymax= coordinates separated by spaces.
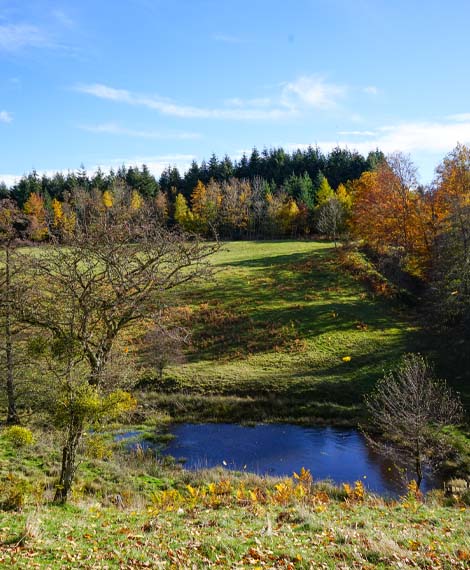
xmin=158 ymin=423 xmax=435 ymax=496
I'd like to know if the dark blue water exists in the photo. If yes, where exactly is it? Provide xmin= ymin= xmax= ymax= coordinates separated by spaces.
xmin=160 ymin=423 xmax=432 ymax=496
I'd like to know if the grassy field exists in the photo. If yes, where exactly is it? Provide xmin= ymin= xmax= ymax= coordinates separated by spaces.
xmin=1 ymin=475 xmax=469 ymax=569
xmin=141 ymin=240 xmax=422 ymax=424
xmin=1 ymin=425 xmax=469 ymax=568
xmin=1 ymin=240 xmax=470 ymax=568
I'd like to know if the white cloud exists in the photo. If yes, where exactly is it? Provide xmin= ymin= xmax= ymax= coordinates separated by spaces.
xmin=224 ymin=97 xmax=272 ymax=108
xmin=0 ymin=110 xmax=13 ymax=123
xmin=363 ymin=86 xmax=379 ymax=95
xmin=448 ymin=113 xmax=470 ymax=122
xmin=75 ymin=76 xmax=379 ymax=122
xmin=52 ymin=9 xmax=75 ymax=28
xmin=282 ymin=75 xmax=346 ymax=109
xmin=76 ymin=83 xmax=295 ymax=120
xmin=287 ymin=118 xmax=470 ymax=157
xmin=338 ymin=130 xmax=376 ymax=136
xmin=0 ymin=155 xmax=196 ymax=187
xmin=78 ymin=122 xmax=201 ymax=139
xmin=0 ymin=24 xmax=51 ymax=52
xmin=106 ymin=154 xmax=196 ymax=177
xmin=0 ymin=174 xmax=20 ymax=187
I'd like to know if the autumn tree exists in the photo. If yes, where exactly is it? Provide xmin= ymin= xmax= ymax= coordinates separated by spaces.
xmin=248 ymin=176 xmax=268 ymax=238
xmin=315 ymin=173 xmax=334 ymax=207
xmin=363 ymin=353 xmax=463 ymax=489
xmin=154 ymin=191 xmax=169 ymax=225
xmin=277 ymin=197 xmax=300 ymax=236
xmin=20 ymin=208 xmax=218 ymax=502
xmin=174 ymin=193 xmax=194 ymax=230
xmin=220 ymin=178 xmax=251 ymax=238
xmin=430 ymin=144 xmax=470 ymax=328
xmin=23 ymin=192 xmax=48 ymax=241
xmin=190 ymin=179 xmax=221 ymax=234
xmin=352 ymin=154 xmax=432 ymax=274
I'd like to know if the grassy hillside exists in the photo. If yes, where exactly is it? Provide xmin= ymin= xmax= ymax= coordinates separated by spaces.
xmin=142 ymin=240 xmax=421 ymax=424
xmin=1 ymin=241 xmax=469 ymax=569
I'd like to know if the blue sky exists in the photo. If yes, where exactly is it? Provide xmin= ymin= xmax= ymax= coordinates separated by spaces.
xmin=1 ymin=0 xmax=470 ymax=186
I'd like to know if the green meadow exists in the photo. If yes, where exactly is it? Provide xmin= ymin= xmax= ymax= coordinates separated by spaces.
xmin=2 ymin=240 xmax=470 ymax=569
xmin=142 ymin=240 xmax=421 ymax=424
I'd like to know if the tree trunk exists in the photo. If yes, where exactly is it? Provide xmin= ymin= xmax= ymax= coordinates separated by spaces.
xmin=4 ymin=245 xmax=19 ymax=425
xmin=54 ymin=417 xmax=83 ymax=504
xmin=415 ymin=443 xmax=423 ymax=489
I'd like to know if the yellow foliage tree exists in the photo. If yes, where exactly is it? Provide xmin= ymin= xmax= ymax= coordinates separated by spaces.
xmin=315 ymin=176 xmax=334 ymax=207
xmin=51 ymin=198 xmax=76 ymax=238
xmin=130 ymin=190 xmax=143 ymax=212
xmin=51 ymin=198 xmax=63 ymax=227
xmin=174 ymin=193 xmax=194 ymax=230
xmin=278 ymin=198 xmax=300 ymax=235
xmin=102 ymin=190 xmax=114 ymax=209
xmin=23 ymin=192 xmax=48 ymax=241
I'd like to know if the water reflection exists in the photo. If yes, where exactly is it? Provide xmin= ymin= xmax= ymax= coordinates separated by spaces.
xmin=161 ymin=423 xmax=435 ymax=496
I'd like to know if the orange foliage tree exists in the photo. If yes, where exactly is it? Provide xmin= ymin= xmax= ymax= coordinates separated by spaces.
xmin=351 ymin=154 xmax=433 ymax=275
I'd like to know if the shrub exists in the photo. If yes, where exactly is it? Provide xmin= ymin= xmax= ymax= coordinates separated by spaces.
xmin=84 ymin=434 xmax=112 ymax=460
xmin=4 ymin=426 xmax=34 ymax=447
xmin=0 ymin=473 xmax=30 ymax=511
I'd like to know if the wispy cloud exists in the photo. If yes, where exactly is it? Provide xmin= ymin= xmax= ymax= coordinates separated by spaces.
xmin=75 ymin=74 xmax=378 ymax=122
xmin=224 ymin=97 xmax=272 ymax=108
xmin=52 ymin=9 xmax=75 ymax=29
xmin=281 ymin=75 xmax=347 ymax=109
xmin=78 ymin=122 xmax=201 ymax=140
xmin=75 ymin=83 xmax=295 ymax=120
xmin=287 ymin=117 xmax=470 ymax=156
xmin=0 ymin=23 xmax=51 ymax=52
xmin=338 ymin=130 xmax=376 ymax=136
xmin=363 ymin=85 xmax=379 ymax=95
xmin=0 ymin=110 xmax=13 ymax=123
xmin=448 ymin=112 xmax=470 ymax=122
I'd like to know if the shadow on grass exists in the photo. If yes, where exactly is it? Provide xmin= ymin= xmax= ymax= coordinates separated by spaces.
xmin=185 ymin=246 xmax=414 ymax=363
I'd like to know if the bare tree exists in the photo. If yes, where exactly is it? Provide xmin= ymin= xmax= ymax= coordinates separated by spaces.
xmin=363 ymin=353 xmax=463 ymax=489
xmin=140 ymin=320 xmax=188 ymax=382
xmin=250 ymin=176 xmax=268 ymax=239
xmin=316 ymin=198 xmax=345 ymax=247
xmin=20 ymin=208 xmax=218 ymax=502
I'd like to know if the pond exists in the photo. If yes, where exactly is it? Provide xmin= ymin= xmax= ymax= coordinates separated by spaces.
xmin=158 ymin=423 xmax=436 ymax=496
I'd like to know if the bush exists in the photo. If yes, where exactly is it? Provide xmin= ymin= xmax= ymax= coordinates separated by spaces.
xmin=0 ymin=473 xmax=29 ymax=511
xmin=84 ymin=434 xmax=112 ymax=460
xmin=4 ymin=426 xmax=34 ymax=447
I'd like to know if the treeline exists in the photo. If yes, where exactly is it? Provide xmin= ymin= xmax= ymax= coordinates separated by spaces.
xmin=1 ymin=146 xmax=383 ymax=239
xmin=2 ymin=143 xmax=469 ymax=331
xmin=4 ymin=146 xmax=383 ymax=204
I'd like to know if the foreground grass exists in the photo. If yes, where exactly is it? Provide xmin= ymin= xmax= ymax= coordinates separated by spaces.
xmin=140 ymin=241 xmax=422 ymax=424
xmin=1 ymin=490 xmax=469 ymax=568
xmin=1 ymin=424 xmax=469 ymax=568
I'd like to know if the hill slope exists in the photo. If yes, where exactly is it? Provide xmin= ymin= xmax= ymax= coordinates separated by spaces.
xmin=143 ymin=241 xmax=420 ymax=424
